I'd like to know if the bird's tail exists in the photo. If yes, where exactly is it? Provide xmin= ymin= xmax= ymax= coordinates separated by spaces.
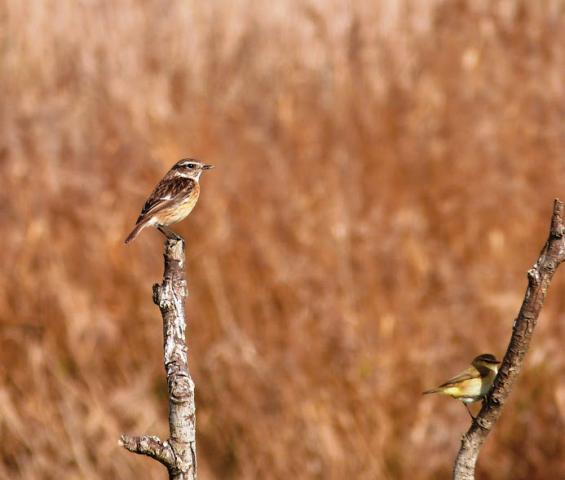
xmin=422 ymin=387 xmax=443 ymax=395
xmin=124 ymin=220 xmax=149 ymax=244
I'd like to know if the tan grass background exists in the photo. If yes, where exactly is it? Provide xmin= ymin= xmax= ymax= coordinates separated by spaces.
xmin=1 ymin=0 xmax=565 ymax=478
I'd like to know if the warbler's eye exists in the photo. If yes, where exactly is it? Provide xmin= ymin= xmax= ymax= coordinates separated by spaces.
xmin=188 ymin=163 xmax=195 ymax=169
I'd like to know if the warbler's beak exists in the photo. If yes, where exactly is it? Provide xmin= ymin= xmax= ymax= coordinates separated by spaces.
xmin=202 ymin=164 xmax=215 ymax=170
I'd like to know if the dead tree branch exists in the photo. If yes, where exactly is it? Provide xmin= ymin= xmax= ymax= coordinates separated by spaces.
xmin=453 ymin=199 xmax=565 ymax=480
xmin=121 ymin=238 xmax=197 ymax=480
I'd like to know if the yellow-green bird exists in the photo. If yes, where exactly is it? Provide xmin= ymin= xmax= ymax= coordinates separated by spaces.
xmin=423 ymin=353 xmax=501 ymax=418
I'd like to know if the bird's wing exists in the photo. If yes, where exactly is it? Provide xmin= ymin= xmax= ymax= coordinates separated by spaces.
xmin=437 ymin=366 xmax=480 ymax=388
xmin=136 ymin=176 xmax=195 ymax=224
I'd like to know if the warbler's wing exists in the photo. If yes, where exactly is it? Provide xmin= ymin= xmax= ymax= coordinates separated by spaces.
xmin=136 ymin=176 xmax=195 ymax=223
xmin=437 ymin=366 xmax=480 ymax=388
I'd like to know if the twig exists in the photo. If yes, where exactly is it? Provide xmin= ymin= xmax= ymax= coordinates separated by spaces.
xmin=121 ymin=238 xmax=197 ymax=480
xmin=453 ymin=199 xmax=565 ymax=480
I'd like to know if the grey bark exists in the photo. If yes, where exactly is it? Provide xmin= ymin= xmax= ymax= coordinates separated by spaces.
xmin=453 ymin=199 xmax=565 ymax=480
xmin=121 ymin=238 xmax=197 ymax=480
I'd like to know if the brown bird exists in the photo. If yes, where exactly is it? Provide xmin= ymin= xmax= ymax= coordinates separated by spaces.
xmin=423 ymin=353 xmax=501 ymax=418
xmin=125 ymin=158 xmax=214 ymax=244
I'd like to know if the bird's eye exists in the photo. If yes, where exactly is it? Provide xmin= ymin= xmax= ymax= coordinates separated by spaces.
xmin=188 ymin=163 xmax=195 ymax=169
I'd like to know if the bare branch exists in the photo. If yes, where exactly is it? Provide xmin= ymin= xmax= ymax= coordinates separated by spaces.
xmin=121 ymin=238 xmax=197 ymax=480
xmin=453 ymin=199 xmax=565 ymax=479
xmin=119 ymin=434 xmax=175 ymax=466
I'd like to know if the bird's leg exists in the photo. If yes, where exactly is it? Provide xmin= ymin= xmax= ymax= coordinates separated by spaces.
xmin=157 ymin=226 xmax=184 ymax=242
xmin=464 ymin=403 xmax=476 ymax=420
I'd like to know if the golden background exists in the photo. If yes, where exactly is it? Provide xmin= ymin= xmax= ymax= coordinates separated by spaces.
xmin=1 ymin=0 xmax=564 ymax=478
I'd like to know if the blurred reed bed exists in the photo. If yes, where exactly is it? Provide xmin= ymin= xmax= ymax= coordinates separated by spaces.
xmin=1 ymin=0 xmax=564 ymax=478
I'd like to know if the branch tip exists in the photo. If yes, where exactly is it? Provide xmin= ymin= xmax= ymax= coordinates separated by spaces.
xmin=551 ymin=198 xmax=564 ymax=238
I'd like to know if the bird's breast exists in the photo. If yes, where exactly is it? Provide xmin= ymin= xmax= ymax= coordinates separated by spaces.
xmin=156 ymin=185 xmax=200 ymax=225
xmin=443 ymin=378 xmax=484 ymax=400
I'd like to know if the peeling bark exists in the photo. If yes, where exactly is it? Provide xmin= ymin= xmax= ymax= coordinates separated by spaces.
xmin=453 ymin=199 xmax=565 ymax=480
xmin=121 ymin=238 xmax=197 ymax=480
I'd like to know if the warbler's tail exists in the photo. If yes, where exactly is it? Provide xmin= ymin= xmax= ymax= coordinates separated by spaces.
xmin=422 ymin=387 xmax=443 ymax=395
xmin=124 ymin=220 xmax=149 ymax=244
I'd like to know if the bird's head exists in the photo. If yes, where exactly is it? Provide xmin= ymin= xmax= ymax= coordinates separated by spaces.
xmin=472 ymin=353 xmax=501 ymax=372
xmin=173 ymin=158 xmax=214 ymax=181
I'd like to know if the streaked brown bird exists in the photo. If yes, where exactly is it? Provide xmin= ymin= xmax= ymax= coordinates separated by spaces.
xmin=125 ymin=158 xmax=214 ymax=244
xmin=423 ymin=353 xmax=501 ymax=418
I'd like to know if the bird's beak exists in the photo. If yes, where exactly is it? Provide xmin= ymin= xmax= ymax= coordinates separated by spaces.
xmin=202 ymin=164 xmax=215 ymax=170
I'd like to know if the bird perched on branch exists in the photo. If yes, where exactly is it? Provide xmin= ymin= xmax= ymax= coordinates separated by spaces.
xmin=125 ymin=158 xmax=214 ymax=244
xmin=423 ymin=353 xmax=501 ymax=418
